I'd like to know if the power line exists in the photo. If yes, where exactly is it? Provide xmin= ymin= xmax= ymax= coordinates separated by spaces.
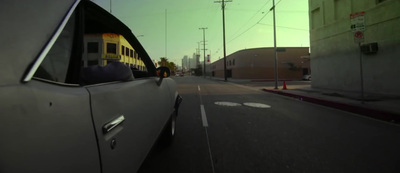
xmin=227 ymin=0 xmax=284 ymax=44
xmin=229 ymin=0 xmax=272 ymax=38
xmin=228 ymin=23 xmax=259 ymax=44
xmin=214 ymin=0 xmax=286 ymax=59
xmin=227 ymin=9 xmax=272 ymax=44
xmin=257 ymin=23 xmax=309 ymax=31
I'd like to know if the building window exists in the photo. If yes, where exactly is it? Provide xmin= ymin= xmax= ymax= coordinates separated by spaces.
xmin=311 ymin=7 xmax=322 ymax=29
xmin=106 ymin=43 xmax=117 ymax=54
xmin=87 ymin=42 xmax=98 ymax=53
xmin=126 ymin=47 xmax=130 ymax=57
xmin=130 ymin=49 xmax=133 ymax=57
xmin=121 ymin=45 xmax=125 ymax=55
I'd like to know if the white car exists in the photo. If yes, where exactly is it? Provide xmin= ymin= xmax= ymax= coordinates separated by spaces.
xmin=0 ymin=1 xmax=182 ymax=172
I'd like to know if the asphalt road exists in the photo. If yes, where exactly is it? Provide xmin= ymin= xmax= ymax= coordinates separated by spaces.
xmin=138 ymin=76 xmax=400 ymax=173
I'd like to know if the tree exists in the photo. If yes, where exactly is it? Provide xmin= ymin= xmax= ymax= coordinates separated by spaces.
xmin=158 ymin=57 xmax=176 ymax=74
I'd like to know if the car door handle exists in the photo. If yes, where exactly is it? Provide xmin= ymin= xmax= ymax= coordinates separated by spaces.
xmin=103 ymin=115 xmax=125 ymax=134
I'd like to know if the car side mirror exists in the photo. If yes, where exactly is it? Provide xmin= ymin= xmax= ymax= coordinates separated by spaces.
xmin=156 ymin=66 xmax=170 ymax=86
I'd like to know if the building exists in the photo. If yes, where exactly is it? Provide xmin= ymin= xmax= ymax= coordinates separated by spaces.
xmin=82 ymin=33 xmax=146 ymax=70
xmin=182 ymin=55 xmax=189 ymax=71
xmin=192 ymin=53 xmax=200 ymax=68
xmin=309 ymin=0 xmax=400 ymax=96
xmin=210 ymin=47 xmax=310 ymax=80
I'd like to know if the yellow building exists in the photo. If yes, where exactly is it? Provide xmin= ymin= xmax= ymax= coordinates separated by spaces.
xmin=83 ymin=33 xmax=145 ymax=70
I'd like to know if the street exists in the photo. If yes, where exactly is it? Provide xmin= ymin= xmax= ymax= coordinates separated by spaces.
xmin=138 ymin=76 xmax=400 ymax=173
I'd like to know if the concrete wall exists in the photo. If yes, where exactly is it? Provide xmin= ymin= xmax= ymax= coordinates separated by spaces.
xmin=309 ymin=0 xmax=400 ymax=96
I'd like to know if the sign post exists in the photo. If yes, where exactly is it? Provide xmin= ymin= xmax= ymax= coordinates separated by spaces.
xmin=350 ymin=11 xmax=366 ymax=103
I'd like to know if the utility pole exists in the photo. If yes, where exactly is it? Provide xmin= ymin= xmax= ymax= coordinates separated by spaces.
xmin=197 ymin=42 xmax=201 ymax=66
xmin=215 ymin=0 xmax=232 ymax=82
xmin=197 ymin=42 xmax=201 ymax=56
xmin=199 ymin=27 xmax=208 ymax=77
xmin=165 ymin=9 xmax=168 ymax=59
xmin=271 ymin=0 xmax=278 ymax=89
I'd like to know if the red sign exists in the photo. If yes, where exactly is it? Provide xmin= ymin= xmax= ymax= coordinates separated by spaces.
xmin=350 ymin=11 xmax=365 ymax=19
xmin=354 ymin=31 xmax=364 ymax=43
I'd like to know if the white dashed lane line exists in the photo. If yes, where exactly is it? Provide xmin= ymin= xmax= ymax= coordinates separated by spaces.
xmin=197 ymin=85 xmax=216 ymax=173
xmin=200 ymin=105 xmax=209 ymax=127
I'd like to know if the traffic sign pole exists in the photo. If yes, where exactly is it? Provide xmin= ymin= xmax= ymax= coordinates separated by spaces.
xmin=359 ymin=42 xmax=365 ymax=103
xmin=350 ymin=11 xmax=366 ymax=103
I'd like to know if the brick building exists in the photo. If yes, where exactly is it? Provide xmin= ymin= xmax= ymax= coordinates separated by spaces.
xmin=210 ymin=47 xmax=310 ymax=80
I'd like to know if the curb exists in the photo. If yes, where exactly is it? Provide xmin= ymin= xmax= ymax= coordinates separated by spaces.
xmin=251 ymin=79 xmax=295 ymax=82
xmin=263 ymin=89 xmax=400 ymax=123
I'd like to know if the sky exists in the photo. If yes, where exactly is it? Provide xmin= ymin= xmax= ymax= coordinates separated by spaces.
xmin=92 ymin=0 xmax=310 ymax=66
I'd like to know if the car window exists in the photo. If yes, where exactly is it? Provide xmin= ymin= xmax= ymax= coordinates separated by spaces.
xmin=82 ymin=33 xmax=148 ymax=73
xmin=33 ymin=2 xmax=153 ymax=85
xmin=82 ymin=10 xmax=150 ymax=79
xmin=33 ymin=12 xmax=76 ymax=83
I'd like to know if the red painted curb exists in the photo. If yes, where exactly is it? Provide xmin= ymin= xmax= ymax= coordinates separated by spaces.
xmin=251 ymin=79 xmax=295 ymax=82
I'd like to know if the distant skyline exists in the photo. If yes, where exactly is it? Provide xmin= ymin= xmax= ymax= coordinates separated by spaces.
xmin=92 ymin=0 xmax=310 ymax=65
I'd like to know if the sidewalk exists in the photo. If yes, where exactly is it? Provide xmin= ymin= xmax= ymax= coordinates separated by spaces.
xmin=262 ymin=84 xmax=400 ymax=123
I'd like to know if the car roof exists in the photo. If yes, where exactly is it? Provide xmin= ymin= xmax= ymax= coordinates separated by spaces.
xmin=0 ymin=0 xmax=76 ymax=85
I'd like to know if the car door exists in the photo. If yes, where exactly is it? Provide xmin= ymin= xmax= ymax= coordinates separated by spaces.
xmin=0 ymin=81 xmax=102 ymax=173
xmin=86 ymin=77 xmax=173 ymax=173
xmin=82 ymin=1 xmax=174 ymax=172
xmin=0 ymin=1 xmax=101 ymax=172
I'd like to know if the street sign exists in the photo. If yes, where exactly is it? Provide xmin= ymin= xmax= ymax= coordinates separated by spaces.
xmin=354 ymin=31 xmax=364 ymax=43
xmin=350 ymin=11 xmax=365 ymax=32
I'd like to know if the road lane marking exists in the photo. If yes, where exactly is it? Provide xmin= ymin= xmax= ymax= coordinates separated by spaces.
xmin=215 ymin=101 xmax=242 ymax=107
xmin=200 ymin=105 xmax=209 ymax=127
xmin=204 ymin=127 xmax=216 ymax=173
xmin=197 ymin=85 xmax=216 ymax=173
xmin=243 ymin=102 xmax=271 ymax=108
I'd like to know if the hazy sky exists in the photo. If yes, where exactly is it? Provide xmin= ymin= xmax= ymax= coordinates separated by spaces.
xmin=92 ymin=0 xmax=309 ymax=65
